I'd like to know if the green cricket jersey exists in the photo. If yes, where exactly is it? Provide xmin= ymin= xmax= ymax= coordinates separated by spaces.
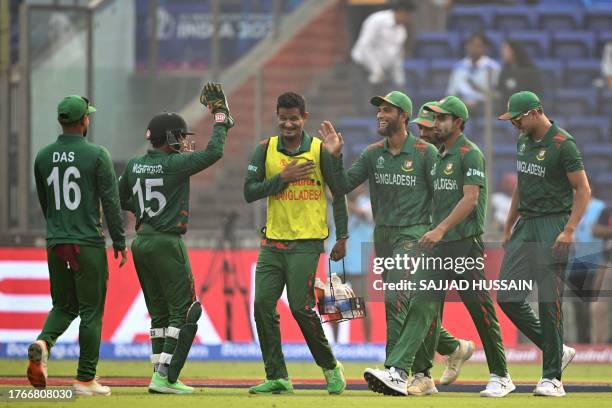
xmin=332 ymin=133 xmax=438 ymax=228
xmin=516 ymin=122 xmax=584 ymax=219
xmin=431 ymin=133 xmax=487 ymax=242
xmin=243 ymin=131 xmax=348 ymax=253
xmin=119 ymin=125 xmax=227 ymax=234
xmin=34 ymin=134 xmax=126 ymax=249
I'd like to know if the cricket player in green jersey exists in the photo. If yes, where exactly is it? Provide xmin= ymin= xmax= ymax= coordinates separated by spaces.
xmin=320 ymin=92 xmax=474 ymax=396
xmin=118 ymin=83 xmax=232 ymax=394
xmin=358 ymin=95 xmax=514 ymax=397
xmin=244 ymin=92 xmax=347 ymax=395
xmin=497 ymin=91 xmax=590 ymax=397
xmin=29 ymin=95 xmax=127 ymax=396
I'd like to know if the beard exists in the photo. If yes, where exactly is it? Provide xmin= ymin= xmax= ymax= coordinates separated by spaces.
xmin=378 ymin=118 xmax=399 ymax=137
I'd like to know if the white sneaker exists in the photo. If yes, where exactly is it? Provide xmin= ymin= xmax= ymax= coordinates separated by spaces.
xmin=534 ymin=378 xmax=566 ymax=397
xmin=561 ymin=345 xmax=576 ymax=372
xmin=407 ymin=372 xmax=438 ymax=396
xmin=440 ymin=339 xmax=475 ymax=385
xmin=27 ymin=340 xmax=48 ymax=389
xmin=73 ymin=379 xmax=111 ymax=396
xmin=479 ymin=374 xmax=516 ymax=397
xmin=363 ymin=367 xmax=407 ymax=396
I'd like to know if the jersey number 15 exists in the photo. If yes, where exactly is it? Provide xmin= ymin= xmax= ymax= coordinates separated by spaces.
xmin=132 ymin=178 xmax=166 ymax=218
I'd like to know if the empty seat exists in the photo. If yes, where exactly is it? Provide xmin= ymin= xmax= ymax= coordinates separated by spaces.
xmin=554 ymin=88 xmax=598 ymax=116
xmin=449 ymin=6 xmax=494 ymax=32
xmin=552 ymin=31 xmax=595 ymax=59
xmin=415 ymin=32 xmax=461 ymax=59
xmin=493 ymin=7 xmax=536 ymax=31
xmin=507 ymin=31 xmax=550 ymax=58
xmin=404 ymin=59 xmax=428 ymax=92
xmin=428 ymin=59 xmax=456 ymax=89
xmin=583 ymin=144 xmax=612 ymax=171
xmin=536 ymin=59 xmax=564 ymax=90
xmin=566 ymin=117 xmax=610 ymax=144
xmin=585 ymin=7 xmax=612 ymax=31
xmin=600 ymin=89 xmax=612 ymax=117
xmin=565 ymin=60 xmax=602 ymax=87
xmin=538 ymin=7 xmax=584 ymax=31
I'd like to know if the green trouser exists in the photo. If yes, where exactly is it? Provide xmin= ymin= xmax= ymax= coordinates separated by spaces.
xmin=498 ymin=214 xmax=568 ymax=380
xmin=374 ymin=226 xmax=460 ymax=374
xmin=254 ymin=246 xmax=336 ymax=380
xmin=38 ymin=245 xmax=108 ymax=382
xmin=385 ymin=236 xmax=508 ymax=377
xmin=132 ymin=233 xmax=196 ymax=362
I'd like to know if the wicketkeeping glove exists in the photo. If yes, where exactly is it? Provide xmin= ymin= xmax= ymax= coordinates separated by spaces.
xmin=200 ymin=82 xmax=234 ymax=129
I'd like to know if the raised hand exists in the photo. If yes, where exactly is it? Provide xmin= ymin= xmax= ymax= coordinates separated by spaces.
xmin=200 ymin=82 xmax=234 ymax=128
xmin=318 ymin=121 xmax=344 ymax=158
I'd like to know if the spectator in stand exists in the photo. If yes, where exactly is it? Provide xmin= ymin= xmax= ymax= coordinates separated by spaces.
xmin=601 ymin=41 xmax=612 ymax=90
xmin=591 ymin=204 xmax=612 ymax=343
xmin=350 ymin=0 xmax=415 ymax=114
xmin=490 ymin=172 xmax=517 ymax=233
xmin=497 ymin=40 xmax=542 ymax=113
xmin=447 ymin=32 xmax=500 ymax=113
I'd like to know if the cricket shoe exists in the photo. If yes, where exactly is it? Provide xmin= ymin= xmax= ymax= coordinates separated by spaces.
xmin=73 ymin=379 xmax=111 ymax=396
xmin=439 ymin=339 xmax=475 ymax=385
xmin=323 ymin=362 xmax=346 ymax=394
xmin=148 ymin=372 xmax=194 ymax=394
xmin=407 ymin=373 xmax=438 ymax=396
xmin=248 ymin=378 xmax=294 ymax=394
xmin=562 ymin=345 xmax=576 ymax=372
xmin=534 ymin=378 xmax=566 ymax=397
xmin=479 ymin=374 xmax=516 ymax=397
xmin=363 ymin=367 xmax=407 ymax=396
xmin=27 ymin=340 xmax=48 ymax=389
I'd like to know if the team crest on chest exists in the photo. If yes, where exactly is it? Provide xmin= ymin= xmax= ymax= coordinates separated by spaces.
xmin=536 ymin=148 xmax=547 ymax=161
xmin=376 ymin=156 xmax=385 ymax=169
xmin=443 ymin=162 xmax=454 ymax=175
xmin=401 ymin=159 xmax=414 ymax=172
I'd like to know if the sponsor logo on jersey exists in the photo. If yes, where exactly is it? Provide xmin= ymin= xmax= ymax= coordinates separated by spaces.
xmin=247 ymin=164 xmax=258 ymax=172
xmin=518 ymin=143 xmax=526 ymax=155
xmin=401 ymin=159 xmax=414 ymax=172
xmin=376 ymin=156 xmax=385 ymax=169
xmin=466 ymin=168 xmax=484 ymax=178
xmin=443 ymin=162 xmax=454 ymax=175
xmin=536 ymin=148 xmax=546 ymax=161
xmin=431 ymin=162 xmax=437 ymax=176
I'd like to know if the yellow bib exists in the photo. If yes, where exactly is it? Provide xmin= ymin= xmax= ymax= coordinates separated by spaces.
xmin=264 ymin=136 xmax=328 ymax=240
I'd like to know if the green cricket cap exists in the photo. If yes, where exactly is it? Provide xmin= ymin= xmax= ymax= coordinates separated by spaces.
xmin=411 ymin=102 xmax=436 ymax=127
xmin=424 ymin=95 xmax=469 ymax=122
xmin=57 ymin=95 xmax=96 ymax=124
xmin=370 ymin=91 xmax=413 ymax=117
xmin=498 ymin=91 xmax=542 ymax=120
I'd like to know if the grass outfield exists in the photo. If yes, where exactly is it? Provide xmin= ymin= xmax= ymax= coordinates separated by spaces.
xmin=1 ymin=360 xmax=611 ymax=383
xmin=1 ymin=360 xmax=610 ymax=407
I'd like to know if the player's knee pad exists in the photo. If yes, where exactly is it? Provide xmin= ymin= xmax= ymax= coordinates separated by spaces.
xmin=167 ymin=301 xmax=202 ymax=383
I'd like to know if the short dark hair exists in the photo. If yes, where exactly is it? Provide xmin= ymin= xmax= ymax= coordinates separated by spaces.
xmin=391 ymin=0 xmax=416 ymax=12
xmin=276 ymin=92 xmax=306 ymax=116
xmin=452 ymin=115 xmax=466 ymax=131
xmin=466 ymin=32 xmax=490 ymax=48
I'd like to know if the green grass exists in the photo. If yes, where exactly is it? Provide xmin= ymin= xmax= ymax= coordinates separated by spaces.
xmin=1 ymin=360 xmax=610 ymax=407
xmin=2 ymin=387 xmax=611 ymax=408
xmin=1 ymin=360 xmax=611 ymax=383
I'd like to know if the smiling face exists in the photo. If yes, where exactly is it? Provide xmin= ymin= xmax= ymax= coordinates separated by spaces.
xmin=376 ymin=102 xmax=405 ymax=137
xmin=277 ymin=107 xmax=308 ymax=141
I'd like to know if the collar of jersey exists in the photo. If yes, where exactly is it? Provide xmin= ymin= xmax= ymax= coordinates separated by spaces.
xmin=439 ymin=133 xmax=467 ymax=156
xmin=58 ymin=133 xmax=85 ymax=142
xmin=527 ymin=122 xmax=557 ymax=147
xmin=383 ymin=132 xmax=415 ymax=155
xmin=146 ymin=149 xmax=172 ymax=156
xmin=277 ymin=131 xmax=312 ymax=155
